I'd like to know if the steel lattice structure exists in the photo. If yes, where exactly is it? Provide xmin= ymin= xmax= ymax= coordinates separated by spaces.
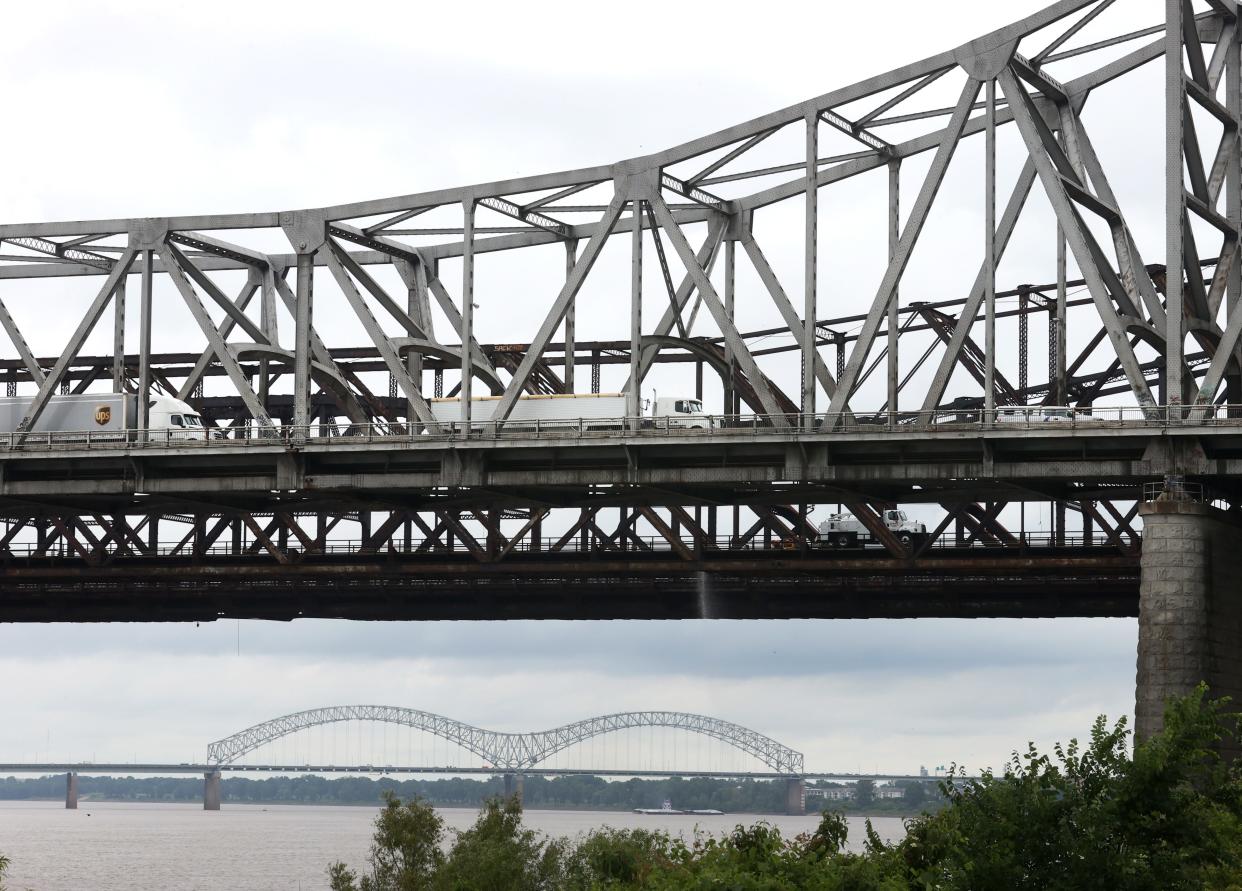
xmin=4 ymin=0 xmax=1239 ymax=434
xmin=0 ymin=0 xmax=1239 ymax=621
xmin=204 ymin=706 xmax=805 ymax=775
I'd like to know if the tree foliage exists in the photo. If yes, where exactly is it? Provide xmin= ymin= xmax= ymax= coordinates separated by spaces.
xmin=328 ymin=686 xmax=1242 ymax=889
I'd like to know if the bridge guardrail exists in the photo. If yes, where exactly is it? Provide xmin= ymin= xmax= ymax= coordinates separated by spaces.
xmin=0 ymin=404 xmax=1240 ymax=451
xmin=0 ymin=531 xmax=1127 ymax=561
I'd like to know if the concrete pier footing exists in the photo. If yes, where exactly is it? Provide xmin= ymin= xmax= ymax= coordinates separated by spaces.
xmin=503 ymin=772 xmax=524 ymax=802
xmin=203 ymin=770 xmax=221 ymax=810
xmin=65 ymin=772 xmax=78 ymax=809
xmin=1138 ymin=499 xmax=1242 ymax=760
xmin=785 ymin=777 xmax=805 ymax=815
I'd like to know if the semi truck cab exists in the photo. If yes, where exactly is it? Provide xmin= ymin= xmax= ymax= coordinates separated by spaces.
xmin=650 ymin=396 xmax=712 ymax=429
xmin=147 ymin=396 xmax=207 ymax=437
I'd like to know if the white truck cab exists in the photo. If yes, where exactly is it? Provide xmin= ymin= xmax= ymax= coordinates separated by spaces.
xmin=147 ymin=396 xmax=208 ymax=439
xmin=650 ymin=396 xmax=712 ymax=429
xmin=817 ymin=509 xmax=927 ymax=548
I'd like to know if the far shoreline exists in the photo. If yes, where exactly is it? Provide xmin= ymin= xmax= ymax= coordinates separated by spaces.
xmin=1 ymin=798 xmax=927 ymax=819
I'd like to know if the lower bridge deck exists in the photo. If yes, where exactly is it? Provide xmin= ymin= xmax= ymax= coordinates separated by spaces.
xmin=0 ymin=540 xmax=1138 ymax=622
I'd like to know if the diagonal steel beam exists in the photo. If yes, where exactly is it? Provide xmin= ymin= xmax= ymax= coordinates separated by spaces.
xmin=648 ymin=195 xmax=789 ymax=423
xmin=491 ymin=192 xmax=626 ymax=425
xmin=629 ymin=216 xmax=727 ymax=388
xmin=1002 ymin=66 xmax=1159 ymax=412
xmin=827 ymin=78 xmax=982 ymax=420
xmin=175 ymin=278 xmax=260 ymax=402
xmin=15 ymin=250 xmax=136 ymax=436
xmin=0 ymin=295 xmax=44 ymax=384
xmin=740 ymin=232 xmax=838 ymax=398
xmin=268 ymin=271 xmax=370 ymax=425
xmin=321 ymin=239 xmax=440 ymax=431
xmin=160 ymin=246 xmax=275 ymax=429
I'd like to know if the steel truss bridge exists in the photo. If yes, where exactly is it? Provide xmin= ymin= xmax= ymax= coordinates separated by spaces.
xmin=202 ymin=706 xmax=804 ymax=774
xmin=0 ymin=0 xmax=1239 ymax=621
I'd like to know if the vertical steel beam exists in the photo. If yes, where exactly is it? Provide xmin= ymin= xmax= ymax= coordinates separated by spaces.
xmin=491 ymin=194 xmax=626 ymax=424
xmin=803 ymin=112 xmax=818 ymax=427
xmin=1228 ymin=13 xmax=1242 ymax=407
xmin=630 ymin=199 xmax=644 ymax=427
xmin=724 ymin=238 xmax=736 ymax=416
xmin=1002 ymin=68 xmax=1158 ymax=412
xmin=564 ymin=239 xmax=578 ymax=392
xmin=984 ymin=78 xmax=998 ymax=421
xmin=1056 ymin=225 xmax=1068 ymax=403
xmin=461 ymin=198 xmax=476 ymax=427
xmin=887 ymin=160 xmax=900 ymax=425
xmin=648 ymin=196 xmax=789 ymax=422
xmin=1166 ymin=0 xmax=1185 ymax=416
xmin=137 ymin=250 xmax=153 ymax=433
xmin=407 ymin=258 xmax=430 ymax=422
xmin=294 ymin=254 xmax=313 ymax=432
xmin=827 ymin=78 xmax=981 ymax=419
xmin=112 ymin=279 xmax=126 ymax=394
xmin=259 ymin=267 xmax=277 ymax=411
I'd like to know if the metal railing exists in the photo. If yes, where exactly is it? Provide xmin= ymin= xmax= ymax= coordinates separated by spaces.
xmin=0 ymin=530 xmax=1131 ymax=561
xmin=1142 ymin=479 xmax=1205 ymax=504
xmin=0 ymin=404 xmax=1239 ymax=451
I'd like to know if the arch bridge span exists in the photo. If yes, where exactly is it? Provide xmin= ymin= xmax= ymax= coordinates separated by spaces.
xmin=205 ymin=706 xmax=805 ymax=775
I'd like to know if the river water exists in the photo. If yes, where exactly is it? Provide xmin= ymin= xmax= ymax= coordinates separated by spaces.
xmin=0 ymin=800 xmax=907 ymax=890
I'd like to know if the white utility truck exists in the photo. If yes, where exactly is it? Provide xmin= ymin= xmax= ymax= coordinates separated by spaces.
xmin=817 ymin=509 xmax=928 ymax=548
xmin=0 ymin=393 xmax=207 ymax=441
xmin=428 ymin=393 xmax=712 ymax=431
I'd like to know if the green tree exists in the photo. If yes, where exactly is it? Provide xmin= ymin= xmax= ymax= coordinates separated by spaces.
xmin=435 ymin=796 xmax=564 ymax=891
xmin=854 ymin=778 xmax=875 ymax=808
xmin=561 ymin=827 xmax=673 ymax=888
xmin=886 ymin=683 xmax=1242 ymax=890
xmin=0 ymin=852 xmax=9 ymax=891
xmin=327 ymin=689 xmax=1242 ymax=890
xmin=328 ymin=791 xmax=444 ymax=891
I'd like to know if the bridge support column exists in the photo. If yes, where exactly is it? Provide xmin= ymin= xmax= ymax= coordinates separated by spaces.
xmin=203 ymin=770 xmax=221 ymax=810
xmin=503 ymin=772 xmax=524 ymax=802
xmin=1138 ymin=499 xmax=1242 ymax=760
xmin=784 ymin=777 xmax=805 ymax=816
xmin=65 ymin=772 xmax=78 ymax=809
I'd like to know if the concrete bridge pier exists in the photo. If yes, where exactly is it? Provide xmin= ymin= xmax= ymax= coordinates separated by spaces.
xmin=65 ymin=772 xmax=78 ymax=809
xmin=1138 ymin=497 xmax=1242 ymax=761
xmin=503 ymin=772 xmax=524 ymax=802
xmin=785 ymin=777 xmax=805 ymax=816
xmin=203 ymin=770 xmax=221 ymax=810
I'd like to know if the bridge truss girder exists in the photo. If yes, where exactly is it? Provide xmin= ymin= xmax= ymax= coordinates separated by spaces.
xmin=0 ymin=0 xmax=1236 ymax=435
xmin=0 ymin=2 xmax=1236 ymax=624
xmin=205 ymin=706 xmax=805 ymax=775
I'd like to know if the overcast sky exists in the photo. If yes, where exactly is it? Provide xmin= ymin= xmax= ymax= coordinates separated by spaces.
xmin=0 ymin=0 xmax=1168 ymax=777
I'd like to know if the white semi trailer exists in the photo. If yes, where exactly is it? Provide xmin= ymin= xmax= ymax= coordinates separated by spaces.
xmin=0 ymin=393 xmax=207 ymax=440
xmin=428 ymin=393 xmax=712 ymax=430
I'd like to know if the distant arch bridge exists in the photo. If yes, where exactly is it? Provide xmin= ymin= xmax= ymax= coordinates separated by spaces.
xmin=206 ymin=706 xmax=804 ymax=775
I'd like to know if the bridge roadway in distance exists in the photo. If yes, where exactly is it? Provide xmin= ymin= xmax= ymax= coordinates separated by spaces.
xmin=0 ymin=763 xmax=944 ymax=783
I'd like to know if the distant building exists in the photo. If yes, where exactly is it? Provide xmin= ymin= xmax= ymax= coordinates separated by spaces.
xmin=874 ymin=784 xmax=905 ymax=800
xmin=806 ymin=785 xmax=853 ymax=800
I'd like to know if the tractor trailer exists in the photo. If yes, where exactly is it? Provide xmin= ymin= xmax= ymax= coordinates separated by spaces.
xmin=0 ymin=393 xmax=206 ymax=440
xmin=427 ymin=393 xmax=712 ymax=430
